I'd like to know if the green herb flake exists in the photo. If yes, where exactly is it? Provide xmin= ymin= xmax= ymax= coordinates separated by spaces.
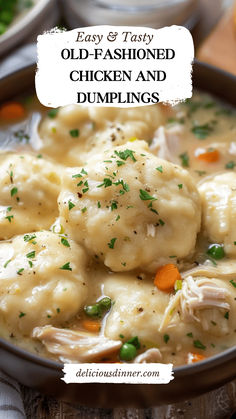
xmin=178 ymin=184 xmax=183 ymax=189
xmin=164 ymin=334 xmax=170 ymax=344
xmin=193 ymin=339 xmax=206 ymax=350
xmin=119 ymin=334 xmax=124 ymax=339
xmin=191 ymin=123 xmax=214 ymax=139
xmin=117 ymin=160 xmax=125 ymax=167
xmin=179 ymin=152 xmax=189 ymax=167
xmin=81 ymin=207 xmax=87 ymax=213
xmin=156 ymin=166 xmax=163 ymax=173
xmin=37 ymin=154 xmax=43 ymax=159
xmin=225 ymin=161 xmax=236 ymax=169
xmin=68 ymin=200 xmax=75 ymax=211
xmin=60 ymin=262 xmax=72 ymax=271
xmin=10 ymin=187 xmax=18 ymax=197
xmin=97 ymin=178 xmax=113 ymax=188
xmin=61 ymin=237 xmax=70 ymax=247
xmin=69 ymin=129 xmax=79 ymax=138
xmin=48 ymin=108 xmax=59 ymax=118
xmin=114 ymin=149 xmax=136 ymax=162
xmin=159 ymin=219 xmax=165 ymax=226
xmin=111 ymin=201 xmax=118 ymax=211
xmin=5 ymin=215 xmax=14 ymax=223
xmin=97 ymin=201 xmax=101 ymax=208
xmin=224 ymin=312 xmax=229 ymax=319
xmin=24 ymin=234 xmax=36 ymax=242
xmin=26 ymin=251 xmax=35 ymax=259
xmin=4 ymin=259 xmax=11 ymax=268
xmin=116 ymin=215 xmax=120 ymax=221
xmin=195 ymin=170 xmax=207 ymax=176
xmin=139 ymin=189 xmax=157 ymax=201
xmin=56 ymin=308 xmax=60 ymax=313
xmin=108 ymin=238 xmax=117 ymax=249
xmin=17 ymin=268 xmax=24 ymax=275
xmin=28 ymin=261 xmax=33 ymax=268
xmin=7 ymin=206 xmax=12 ymax=212
xmin=19 ymin=312 xmax=26 ymax=318
xmin=186 ymin=332 xmax=193 ymax=338
xmin=229 ymin=279 xmax=236 ymax=288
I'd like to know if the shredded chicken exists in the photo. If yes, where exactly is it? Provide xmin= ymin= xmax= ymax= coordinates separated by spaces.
xmin=159 ymin=274 xmax=230 ymax=332
xmin=149 ymin=125 xmax=182 ymax=163
xmin=33 ymin=326 xmax=122 ymax=363
xmin=134 ymin=348 xmax=162 ymax=363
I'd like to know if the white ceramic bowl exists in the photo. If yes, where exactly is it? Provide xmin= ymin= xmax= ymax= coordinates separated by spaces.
xmin=61 ymin=0 xmax=199 ymax=29
xmin=0 ymin=0 xmax=59 ymax=57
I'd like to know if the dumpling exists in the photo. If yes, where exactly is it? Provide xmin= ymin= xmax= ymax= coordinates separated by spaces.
xmin=58 ymin=140 xmax=201 ymax=272
xmin=0 ymin=153 xmax=61 ymax=240
xmin=38 ymin=105 xmax=165 ymax=166
xmin=198 ymin=172 xmax=236 ymax=255
xmin=0 ymin=231 xmax=88 ymax=335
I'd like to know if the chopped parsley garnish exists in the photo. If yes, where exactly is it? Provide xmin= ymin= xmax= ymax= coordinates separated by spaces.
xmin=37 ymin=154 xmax=43 ymax=159
xmin=97 ymin=201 xmax=101 ymax=208
xmin=97 ymin=178 xmax=113 ymax=188
xmin=179 ymin=152 xmax=189 ymax=167
xmin=7 ymin=206 xmax=12 ymax=212
xmin=139 ymin=189 xmax=157 ymax=201
xmin=229 ymin=279 xmax=236 ymax=288
xmin=150 ymin=208 xmax=158 ymax=215
xmin=10 ymin=187 xmax=18 ymax=197
xmin=108 ymin=238 xmax=117 ymax=249
xmin=82 ymin=180 xmax=89 ymax=194
xmin=164 ymin=334 xmax=170 ymax=344
xmin=224 ymin=312 xmax=229 ymax=319
xmin=60 ymin=262 xmax=72 ymax=271
xmin=61 ymin=237 xmax=70 ymax=247
xmin=178 ymin=184 xmax=183 ymax=189
xmin=115 ymin=179 xmax=129 ymax=193
xmin=186 ymin=332 xmax=193 ymax=338
xmin=48 ymin=108 xmax=59 ymax=118
xmin=14 ymin=130 xmax=30 ymax=143
xmin=195 ymin=170 xmax=207 ymax=176
xmin=104 ymin=160 xmax=112 ymax=163
xmin=77 ymin=180 xmax=83 ymax=187
xmin=19 ymin=312 xmax=26 ymax=318
xmin=193 ymin=339 xmax=206 ymax=350
xmin=119 ymin=334 xmax=124 ymax=339
xmin=72 ymin=168 xmax=88 ymax=178
xmin=56 ymin=307 xmax=60 ymax=313
xmin=116 ymin=215 xmax=120 ymax=221
xmin=114 ymin=149 xmax=136 ymax=162
xmin=127 ymin=336 xmax=141 ymax=349
xmin=24 ymin=234 xmax=36 ymax=242
xmin=117 ymin=160 xmax=125 ymax=167
xmin=47 ymin=315 xmax=52 ymax=318
xmin=156 ymin=166 xmax=163 ymax=173
xmin=81 ymin=207 xmax=87 ymax=213
xmin=159 ymin=219 xmax=165 ymax=226
xmin=192 ymin=123 xmax=214 ymax=139
xmin=69 ymin=129 xmax=79 ymax=138
xmin=5 ymin=215 xmax=14 ymax=223
xmin=111 ymin=201 xmax=118 ymax=211
xmin=4 ymin=259 xmax=11 ymax=268
xmin=225 ymin=161 xmax=236 ymax=169
xmin=28 ymin=261 xmax=33 ymax=268
xmin=26 ymin=251 xmax=35 ymax=259
xmin=17 ymin=268 xmax=24 ymax=275
xmin=68 ymin=200 xmax=75 ymax=211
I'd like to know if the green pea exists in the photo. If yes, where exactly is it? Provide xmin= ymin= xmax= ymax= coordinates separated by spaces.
xmin=84 ymin=304 xmax=101 ymax=318
xmin=126 ymin=336 xmax=140 ymax=349
xmin=119 ymin=343 xmax=137 ymax=361
xmin=207 ymin=244 xmax=225 ymax=260
xmin=98 ymin=297 xmax=111 ymax=311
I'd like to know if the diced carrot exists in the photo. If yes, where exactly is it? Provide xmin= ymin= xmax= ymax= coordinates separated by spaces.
xmin=187 ymin=352 xmax=206 ymax=364
xmin=81 ymin=319 xmax=101 ymax=333
xmin=159 ymin=103 xmax=173 ymax=116
xmin=197 ymin=149 xmax=220 ymax=163
xmin=0 ymin=102 xmax=25 ymax=120
xmin=154 ymin=263 xmax=181 ymax=292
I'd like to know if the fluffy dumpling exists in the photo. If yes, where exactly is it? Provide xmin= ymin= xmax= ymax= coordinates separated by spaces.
xmin=58 ymin=141 xmax=201 ymax=272
xmin=38 ymin=105 xmax=165 ymax=166
xmin=0 ymin=153 xmax=61 ymax=240
xmin=198 ymin=172 xmax=236 ymax=255
xmin=0 ymin=231 xmax=88 ymax=335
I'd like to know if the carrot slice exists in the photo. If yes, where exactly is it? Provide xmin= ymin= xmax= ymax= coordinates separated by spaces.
xmin=0 ymin=102 xmax=25 ymax=120
xmin=154 ymin=263 xmax=181 ymax=292
xmin=187 ymin=352 xmax=206 ymax=364
xmin=81 ymin=319 xmax=101 ymax=333
xmin=197 ymin=149 xmax=220 ymax=163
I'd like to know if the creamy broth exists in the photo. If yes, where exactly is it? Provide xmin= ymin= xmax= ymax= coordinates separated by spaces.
xmin=0 ymin=92 xmax=235 ymax=366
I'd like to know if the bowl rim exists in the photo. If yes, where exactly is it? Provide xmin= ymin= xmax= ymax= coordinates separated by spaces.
xmin=0 ymin=59 xmax=235 ymax=379
xmin=0 ymin=0 xmax=53 ymax=44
